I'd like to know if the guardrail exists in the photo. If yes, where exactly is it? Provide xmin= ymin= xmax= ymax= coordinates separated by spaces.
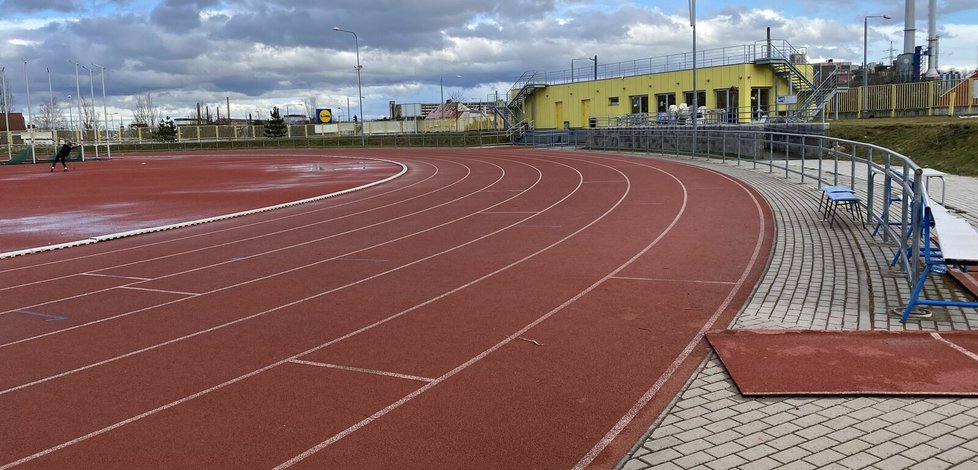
xmin=581 ymin=127 xmax=928 ymax=285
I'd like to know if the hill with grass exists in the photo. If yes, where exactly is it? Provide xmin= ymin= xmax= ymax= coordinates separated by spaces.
xmin=826 ymin=116 xmax=978 ymax=176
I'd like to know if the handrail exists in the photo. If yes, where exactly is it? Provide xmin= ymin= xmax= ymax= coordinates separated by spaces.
xmin=578 ymin=126 xmax=926 ymax=284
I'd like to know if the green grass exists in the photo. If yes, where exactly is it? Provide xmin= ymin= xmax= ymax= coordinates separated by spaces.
xmin=827 ymin=116 xmax=978 ymax=176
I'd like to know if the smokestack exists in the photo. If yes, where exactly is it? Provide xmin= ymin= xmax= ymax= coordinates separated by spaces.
xmin=896 ymin=0 xmax=917 ymax=82
xmin=903 ymin=0 xmax=916 ymax=54
xmin=922 ymin=0 xmax=940 ymax=79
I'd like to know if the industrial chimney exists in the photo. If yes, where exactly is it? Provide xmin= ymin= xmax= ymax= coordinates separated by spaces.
xmin=922 ymin=0 xmax=940 ymax=79
xmin=895 ymin=0 xmax=916 ymax=82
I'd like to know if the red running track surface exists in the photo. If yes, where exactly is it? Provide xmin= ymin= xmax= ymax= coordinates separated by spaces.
xmin=0 ymin=148 xmax=772 ymax=469
xmin=0 ymin=151 xmax=402 ymax=254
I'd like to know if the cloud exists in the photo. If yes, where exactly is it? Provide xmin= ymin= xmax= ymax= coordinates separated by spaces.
xmin=1 ymin=0 xmax=976 ymax=122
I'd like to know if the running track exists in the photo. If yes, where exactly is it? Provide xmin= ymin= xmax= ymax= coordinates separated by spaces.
xmin=0 ymin=148 xmax=773 ymax=469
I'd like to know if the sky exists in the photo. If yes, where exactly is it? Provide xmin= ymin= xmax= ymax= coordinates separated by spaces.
xmin=1 ymin=0 xmax=976 ymax=124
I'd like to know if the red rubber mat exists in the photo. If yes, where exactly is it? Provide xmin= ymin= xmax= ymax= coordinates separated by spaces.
xmin=950 ymin=269 xmax=978 ymax=299
xmin=706 ymin=329 xmax=978 ymax=396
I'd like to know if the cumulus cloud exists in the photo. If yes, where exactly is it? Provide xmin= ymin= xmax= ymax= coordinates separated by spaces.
xmin=1 ymin=0 xmax=975 ymax=122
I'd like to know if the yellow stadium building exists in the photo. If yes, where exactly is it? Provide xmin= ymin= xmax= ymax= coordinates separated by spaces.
xmin=504 ymin=39 xmax=844 ymax=129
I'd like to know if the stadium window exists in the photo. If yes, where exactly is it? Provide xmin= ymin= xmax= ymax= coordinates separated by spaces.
xmin=656 ymin=93 xmax=676 ymax=112
xmin=609 ymin=97 xmax=620 ymax=106
xmin=629 ymin=95 xmax=649 ymax=114
xmin=683 ymin=90 xmax=706 ymax=108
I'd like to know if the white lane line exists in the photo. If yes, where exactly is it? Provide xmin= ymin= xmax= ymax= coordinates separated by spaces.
xmin=274 ymin=155 xmax=667 ymax=468
xmin=0 ymin=158 xmax=494 ymax=345
xmin=573 ymin=158 xmax=770 ymax=470
xmin=610 ymin=276 xmax=738 ymax=285
xmin=479 ymin=211 xmax=539 ymax=214
xmin=0 ymin=157 xmax=443 ymax=285
xmin=288 ymin=359 xmax=435 ymax=383
xmin=0 ymin=155 xmax=409 ymax=260
xmin=0 ymin=157 xmax=540 ymax=387
xmin=81 ymin=273 xmax=153 ymax=281
xmin=931 ymin=332 xmax=978 ymax=362
xmin=118 ymin=286 xmax=201 ymax=297
xmin=0 ymin=156 xmax=571 ymax=467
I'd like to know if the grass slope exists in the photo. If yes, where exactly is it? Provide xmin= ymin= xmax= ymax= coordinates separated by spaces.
xmin=826 ymin=116 xmax=978 ymax=176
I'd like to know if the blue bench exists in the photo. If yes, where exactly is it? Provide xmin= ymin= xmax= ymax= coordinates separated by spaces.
xmin=901 ymin=202 xmax=978 ymax=322
xmin=819 ymin=185 xmax=863 ymax=228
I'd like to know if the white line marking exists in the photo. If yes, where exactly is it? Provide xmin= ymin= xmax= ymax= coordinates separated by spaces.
xmin=288 ymin=359 xmax=435 ymax=383
xmin=0 ymin=157 xmax=572 ymax=467
xmin=931 ymin=332 xmax=978 ymax=362
xmin=275 ymin=155 xmax=684 ymax=468
xmin=0 ymin=155 xmax=409 ymax=260
xmin=573 ymin=158 xmax=769 ymax=470
xmin=479 ymin=211 xmax=539 ymax=214
xmin=610 ymin=276 xmax=737 ymax=285
xmin=81 ymin=273 xmax=152 ymax=281
xmin=0 ymin=158 xmax=495 ymax=345
xmin=0 ymin=158 xmax=443 ymax=284
xmin=118 ymin=286 xmax=201 ymax=297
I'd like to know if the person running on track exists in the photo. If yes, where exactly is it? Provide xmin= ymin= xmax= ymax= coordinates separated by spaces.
xmin=51 ymin=139 xmax=79 ymax=172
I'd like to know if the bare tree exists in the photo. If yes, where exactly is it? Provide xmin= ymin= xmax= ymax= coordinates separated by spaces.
xmin=303 ymin=96 xmax=318 ymax=119
xmin=35 ymin=97 xmax=67 ymax=129
xmin=80 ymin=96 xmax=101 ymax=132
xmin=132 ymin=93 xmax=161 ymax=126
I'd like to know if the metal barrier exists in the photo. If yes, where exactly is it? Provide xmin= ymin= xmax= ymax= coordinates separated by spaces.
xmin=582 ymin=127 xmax=928 ymax=286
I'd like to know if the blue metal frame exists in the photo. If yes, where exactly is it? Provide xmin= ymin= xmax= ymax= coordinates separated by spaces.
xmin=901 ymin=206 xmax=978 ymax=322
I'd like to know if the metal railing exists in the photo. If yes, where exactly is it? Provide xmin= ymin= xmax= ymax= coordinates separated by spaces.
xmin=511 ymin=40 xmax=808 ymax=90
xmin=580 ymin=127 xmax=928 ymax=285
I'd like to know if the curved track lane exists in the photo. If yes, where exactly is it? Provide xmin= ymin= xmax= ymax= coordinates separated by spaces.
xmin=0 ymin=148 xmax=772 ymax=469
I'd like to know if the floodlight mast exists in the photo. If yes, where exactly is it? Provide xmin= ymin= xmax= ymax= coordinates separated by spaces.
xmin=333 ymin=27 xmax=365 ymax=146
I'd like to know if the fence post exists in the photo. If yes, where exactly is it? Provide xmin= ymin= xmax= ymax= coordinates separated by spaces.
xmin=909 ymin=168 xmax=924 ymax=284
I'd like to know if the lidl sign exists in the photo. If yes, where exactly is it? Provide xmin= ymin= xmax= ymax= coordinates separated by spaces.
xmin=316 ymin=108 xmax=333 ymax=124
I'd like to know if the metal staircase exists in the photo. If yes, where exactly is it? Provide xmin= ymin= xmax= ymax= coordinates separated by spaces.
xmin=499 ymin=71 xmax=547 ymax=136
xmin=754 ymin=40 xmax=845 ymax=122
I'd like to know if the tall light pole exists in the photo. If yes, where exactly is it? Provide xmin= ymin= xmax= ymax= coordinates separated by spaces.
xmin=80 ymin=64 xmax=99 ymax=158
xmin=67 ymin=93 xmax=74 ymax=142
xmin=333 ymin=27 xmax=365 ymax=146
xmin=46 ymin=67 xmax=54 ymax=133
xmin=863 ymin=14 xmax=891 ymax=118
xmin=92 ymin=63 xmax=110 ymax=157
xmin=1 ymin=66 xmax=10 ymax=161
xmin=73 ymin=62 xmax=83 ymax=144
xmin=690 ymin=0 xmax=698 ymax=154
xmin=440 ymin=74 xmax=461 ymax=106
xmin=24 ymin=60 xmax=36 ymax=163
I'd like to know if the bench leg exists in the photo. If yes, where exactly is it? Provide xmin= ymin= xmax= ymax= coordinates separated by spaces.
xmin=901 ymin=264 xmax=934 ymax=322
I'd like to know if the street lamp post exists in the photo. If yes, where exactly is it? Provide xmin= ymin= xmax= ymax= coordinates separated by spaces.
xmin=24 ymin=60 xmax=36 ymax=163
xmin=92 ymin=63 xmax=110 ymax=157
xmin=1 ymin=67 xmax=10 ymax=161
xmin=440 ymin=74 xmax=461 ymax=106
xmin=79 ymin=64 xmax=99 ymax=158
xmin=690 ymin=0 xmax=698 ymax=154
xmin=73 ymin=62 xmax=84 ymax=147
xmin=67 ymin=94 xmax=74 ymax=142
xmin=333 ymin=27 xmax=365 ymax=146
xmin=46 ymin=67 xmax=54 ymax=134
xmin=863 ymin=14 xmax=891 ymax=118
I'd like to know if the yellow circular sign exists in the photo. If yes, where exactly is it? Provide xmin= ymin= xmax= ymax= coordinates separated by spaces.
xmin=318 ymin=109 xmax=332 ymax=124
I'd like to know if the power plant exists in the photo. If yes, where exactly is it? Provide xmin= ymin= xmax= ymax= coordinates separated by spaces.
xmin=896 ymin=0 xmax=942 ymax=82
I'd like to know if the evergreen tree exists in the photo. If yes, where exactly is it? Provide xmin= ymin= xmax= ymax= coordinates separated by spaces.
xmin=154 ymin=116 xmax=178 ymax=142
xmin=264 ymin=106 xmax=287 ymax=138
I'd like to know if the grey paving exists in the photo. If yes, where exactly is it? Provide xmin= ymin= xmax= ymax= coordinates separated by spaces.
xmin=616 ymin=154 xmax=978 ymax=469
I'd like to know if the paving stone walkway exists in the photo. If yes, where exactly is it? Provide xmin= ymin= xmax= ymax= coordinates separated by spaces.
xmin=618 ymin=154 xmax=978 ymax=469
